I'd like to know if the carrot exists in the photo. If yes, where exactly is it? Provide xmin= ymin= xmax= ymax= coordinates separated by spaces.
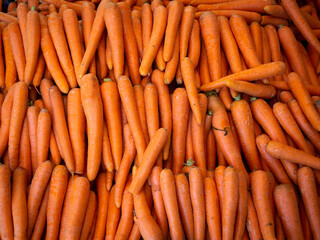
xmin=200 ymin=61 xmax=285 ymax=91
xmin=141 ymin=3 xmax=152 ymax=57
xmin=261 ymin=16 xmax=289 ymax=26
xmin=249 ymin=22 xmax=263 ymax=63
xmin=104 ymin=186 xmax=121 ymax=240
xmin=266 ymin=140 xmax=320 ymax=170
xmin=251 ymin=170 xmax=276 ymax=239
xmin=131 ymin=10 xmax=143 ymax=60
xmin=230 ymin=14 xmax=261 ymax=68
xmin=67 ymin=88 xmax=85 ymax=174
xmin=234 ymin=171 xmax=248 ymax=240
xmin=197 ymin=0 xmax=276 ymax=13
xmin=298 ymin=42 xmax=319 ymax=86
xmin=115 ymin=181 xmax=134 ymax=240
xmin=307 ymin=43 xmax=319 ymax=68
xmin=151 ymin=70 xmax=172 ymax=160
xmin=287 ymin=72 xmax=320 ymax=131
xmin=185 ymin=111 xmax=195 ymax=163
xmin=16 ymin=3 xmax=27 ymax=54
xmin=281 ymin=0 xmax=320 ymax=54
xmin=35 ymin=108 xmax=51 ymax=166
xmin=39 ymin=15 xmax=69 ymax=93
xmin=27 ymin=105 xmax=40 ymax=174
xmin=189 ymin=167 xmax=206 ymax=240
xmin=231 ymin=100 xmax=261 ymax=171
xmin=32 ymin=52 xmax=45 ymax=87
xmin=3 ymin=27 xmax=17 ymax=91
xmin=19 ymin=116 xmax=31 ymax=183
xmin=299 ymin=200 xmax=313 ymax=240
xmin=209 ymin=96 xmax=249 ymax=183
xmin=251 ymin=98 xmax=298 ymax=184
xmin=48 ymin=12 xmax=77 ymax=89
xmin=273 ymin=184 xmax=304 ymax=239
xmin=118 ymin=75 xmax=146 ymax=165
xmin=150 ymin=167 xmax=168 ymax=239
xmin=171 ymin=88 xmax=190 ymax=174
xmin=278 ymin=26 xmax=309 ymax=84
xmin=222 ymin=166 xmax=239 ymax=240
xmin=8 ymin=22 xmax=25 ymax=82
xmin=163 ymin=1 xmax=183 ymax=62
xmin=0 ymin=12 xmax=17 ymax=23
xmin=79 ymin=74 xmax=103 ymax=181
xmin=46 ymin=165 xmax=68 ymax=240
xmin=181 ymin=57 xmax=202 ymax=125
xmin=199 ymin=11 xmax=221 ymax=81
xmin=297 ymin=166 xmax=320 ymax=239
xmin=246 ymin=191 xmax=263 ymax=240
xmin=12 ymin=167 xmax=27 ymax=240
xmin=273 ymin=102 xmax=312 ymax=153
xmin=60 ymin=176 xmax=90 ymax=239
xmin=188 ymin=19 xmax=201 ymax=68
xmin=27 ymin=161 xmax=53 ymax=238
xmin=8 ymin=82 xmax=28 ymax=171
xmin=133 ymin=189 xmax=163 ymax=240
xmin=160 ymin=169 xmax=185 ymax=240
xmin=264 ymin=5 xmax=289 ymax=19
xmin=118 ymin=3 xmax=140 ymax=85
xmin=101 ymin=122 xmax=114 ymax=172
xmin=164 ymin=30 xmax=180 ymax=84
xmin=114 ymin=125 xmax=135 ymax=208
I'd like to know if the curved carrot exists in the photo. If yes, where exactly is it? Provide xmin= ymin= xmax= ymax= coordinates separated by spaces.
xmin=46 ymin=165 xmax=68 ymax=240
xmin=151 ymin=70 xmax=172 ymax=160
xmin=24 ymin=9 xmax=40 ymax=85
xmin=104 ymin=2 xmax=124 ymax=81
xmin=139 ymin=5 xmax=167 ymax=76
xmin=49 ymin=86 xmax=75 ymax=173
xmin=27 ymin=161 xmax=53 ymax=238
xmin=274 ymin=184 xmax=304 ymax=239
xmin=12 ymin=167 xmax=27 ymax=240
xmin=160 ymin=169 xmax=185 ymax=240
xmin=67 ymin=88 xmax=85 ymax=174
xmin=80 ymin=74 xmax=103 ymax=181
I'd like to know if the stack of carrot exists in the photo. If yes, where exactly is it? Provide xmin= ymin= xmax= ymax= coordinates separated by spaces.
xmin=1 ymin=0 xmax=320 ymax=239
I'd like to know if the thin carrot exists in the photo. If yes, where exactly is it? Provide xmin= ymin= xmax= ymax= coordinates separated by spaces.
xmin=105 ymin=186 xmax=121 ymax=240
xmin=264 ymin=5 xmax=289 ymax=19
xmin=298 ymin=42 xmax=319 ymax=86
xmin=118 ymin=75 xmax=146 ymax=164
xmin=12 ymin=167 xmax=27 ymax=240
xmin=3 ymin=27 xmax=17 ymax=91
xmin=80 ymin=74 xmax=103 ymax=181
xmin=16 ymin=3 xmax=27 ymax=54
xmin=102 ymin=122 xmax=114 ymax=172
xmin=164 ymin=30 xmax=180 ymax=84
xmin=246 ymin=191 xmax=263 ymax=240
xmin=19 ymin=116 xmax=31 ymax=183
xmin=46 ymin=165 xmax=68 ymax=240
xmin=160 ymin=169 xmax=185 ymax=240
xmin=299 ymin=200 xmax=313 ymax=240
xmin=273 ymin=184 xmax=304 ymax=239
xmin=250 ymin=22 xmax=263 ymax=63
xmin=131 ymin=10 xmax=143 ymax=59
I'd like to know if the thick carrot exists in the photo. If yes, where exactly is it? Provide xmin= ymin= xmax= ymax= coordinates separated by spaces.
xmin=251 ymin=98 xmax=298 ymax=184
xmin=151 ymin=70 xmax=172 ymax=160
xmin=266 ymin=140 xmax=320 ymax=170
xmin=46 ymin=165 xmax=68 ymax=240
xmin=49 ymin=86 xmax=75 ymax=173
xmin=48 ymin=12 xmax=77 ymax=88
xmin=199 ymin=11 xmax=221 ymax=81
xmin=93 ymin=172 xmax=109 ymax=240
xmin=118 ymin=75 xmax=146 ymax=164
xmin=131 ymin=10 xmax=143 ymax=59
xmin=189 ymin=167 xmax=206 ymax=240
xmin=118 ymin=2 xmax=140 ymax=85
xmin=287 ymin=72 xmax=320 ymax=131
xmin=281 ymin=0 xmax=320 ymax=54
xmin=62 ymin=9 xmax=83 ymax=84
xmin=8 ymin=82 xmax=28 ymax=171
xmin=180 ymin=6 xmax=195 ymax=62
xmin=160 ymin=169 xmax=185 ymax=240
xmin=67 ymin=88 xmax=85 ymax=174
xmin=172 ymin=88 xmax=190 ymax=174
xmin=200 ymin=61 xmax=285 ymax=91
xmin=24 ymin=9 xmax=40 ymax=85
xmin=12 ymin=167 xmax=27 ymax=240
xmin=60 ymin=177 xmax=90 ymax=239
xmin=104 ymin=2 xmax=124 ymax=81
xmin=298 ymin=166 xmax=320 ymax=239
xmin=234 ymin=171 xmax=248 ymax=240
xmin=8 ymin=21 xmax=25 ymax=82
xmin=35 ymin=109 xmax=51 ymax=167
xmin=80 ymin=74 xmax=103 ymax=181
xmin=256 ymin=134 xmax=292 ymax=185
xmin=27 ymin=161 xmax=53 ymax=238
xmin=230 ymin=14 xmax=261 ymax=68
xmin=181 ymin=57 xmax=202 ymax=125
xmin=39 ymin=15 xmax=69 ymax=93
xmin=222 ymin=166 xmax=239 ymax=240
xmin=273 ymin=184 xmax=304 ymax=239
xmin=231 ymin=100 xmax=261 ymax=171
xmin=197 ymin=0 xmax=276 ymax=13
xmin=114 ymin=181 xmax=134 ymax=240
xmin=139 ymin=6 xmax=167 ymax=76
xmin=251 ymin=170 xmax=276 ymax=239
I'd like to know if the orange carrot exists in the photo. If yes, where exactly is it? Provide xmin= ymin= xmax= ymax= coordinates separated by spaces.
xmin=19 ymin=116 xmax=31 ymax=183
xmin=180 ymin=6 xmax=195 ymax=62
